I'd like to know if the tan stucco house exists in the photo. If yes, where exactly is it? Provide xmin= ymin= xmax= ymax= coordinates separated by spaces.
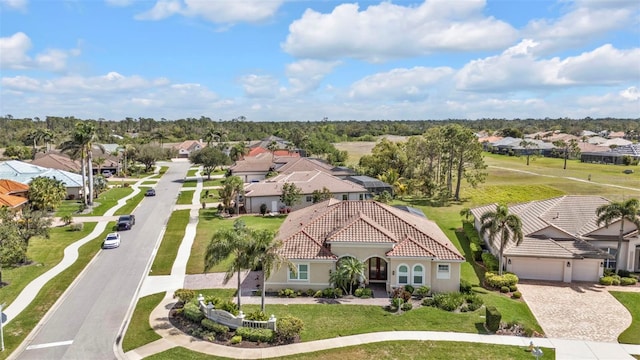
xmin=471 ymin=196 xmax=639 ymax=283
xmin=265 ymin=200 xmax=465 ymax=294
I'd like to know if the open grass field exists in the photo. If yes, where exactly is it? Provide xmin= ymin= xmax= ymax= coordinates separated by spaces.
xmin=186 ymin=212 xmax=286 ymax=274
xmin=610 ymin=291 xmax=640 ymax=344
xmin=150 ymin=209 xmax=191 ymax=275
xmin=146 ymin=341 xmax=555 ymax=360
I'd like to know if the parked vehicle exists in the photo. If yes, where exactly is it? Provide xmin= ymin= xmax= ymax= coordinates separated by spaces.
xmin=145 ymin=189 xmax=156 ymax=196
xmin=102 ymin=232 xmax=121 ymax=249
xmin=102 ymin=170 xmax=112 ymax=178
xmin=117 ymin=214 xmax=136 ymax=230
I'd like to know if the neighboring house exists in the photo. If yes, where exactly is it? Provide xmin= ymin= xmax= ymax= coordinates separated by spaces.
xmin=247 ymin=135 xmax=301 ymax=158
xmin=0 ymin=160 xmax=84 ymax=199
xmin=173 ymin=140 xmax=205 ymax=158
xmin=0 ymin=179 xmax=29 ymax=211
xmin=470 ymin=196 xmax=640 ymax=283
xmin=229 ymin=154 xmax=355 ymax=183
xmin=277 ymin=157 xmax=357 ymax=179
xmin=581 ymin=144 xmax=640 ymax=165
xmin=346 ymin=176 xmax=393 ymax=196
xmin=265 ymin=200 xmax=465 ymax=294
xmin=31 ymin=152 xmax=82 ymax=172
xmin=243 ymin=170 xmax=370 ymax=214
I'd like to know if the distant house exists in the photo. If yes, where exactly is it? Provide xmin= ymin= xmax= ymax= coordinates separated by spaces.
xmin=581 ymin=144 xmax=640 ymax=165
xmin=470 ymin=196 xmax=639 ymax=282
xmin=173 ymin=140 xmax=206 ymax=158
xmin=0 ymin=179 xmax=29 ymax=211
xmin=247 ymin=136 xmax=301 ymax=158
xmin=243 ymin=170 xmax=369 ymax=214
xmin=31 ymin=152 xmax=82 ymax=173
xmin=346 ymin=175 xmax=393 ymax=196
xmin=265 ymin=200 xmax=465 ymax=294
xmin=229 ymin=154 xmax=355 ymax=183
xmin=0 ymin=160 xmax=84 ymax=199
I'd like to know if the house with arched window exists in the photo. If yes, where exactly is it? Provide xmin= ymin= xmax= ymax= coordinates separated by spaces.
xmin=264 ymin=199 xmax=465 ymax=294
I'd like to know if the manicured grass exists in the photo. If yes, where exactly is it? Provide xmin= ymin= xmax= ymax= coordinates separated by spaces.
xmin=0 ymin=222 xmax=97 ymax=308
xmin=114 ymin=187 xmax=149 ymax=215
xmin=177 ymin=190 xmax=194 ymax=205
xmin=79 ymin=187 xmax=134 ymax=216
xmin=0 ymin=222 xmax=114 ymax=360
xmin=182 ymin=178 xmax=225 ymax=188
xmin=150 ymin=166 xmax=169 ymax=179
xmin=186 ymin=212 xmax=286 ymax=274
xmin=122 ymin=292 xmax=165 ymax=352
xmin=150 ymin=210 xmax=191 ymax=275
xmin=187 ymin=169 xmax=199 ymax=177
xmin=610 ymin=291 xmax=640 ymax=344
xmin=141 ymin=180 xmax=157 ymax=185
xmin=54 ymin=199 xmax=85 ymax=218
xmin=146 ymin=342 xmax=555 ymax=360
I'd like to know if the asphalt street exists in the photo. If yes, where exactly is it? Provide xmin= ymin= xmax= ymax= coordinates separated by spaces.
xmin=11 ymin=161 xmax=190 ymax=360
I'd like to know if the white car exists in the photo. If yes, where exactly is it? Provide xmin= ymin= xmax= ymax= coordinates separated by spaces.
xmin=102 ymin=232 xmax=121 ymax=249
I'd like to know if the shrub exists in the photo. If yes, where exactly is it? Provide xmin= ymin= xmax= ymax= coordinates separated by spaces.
xmin=230 ymin=335 xmax=242 ymax=344
xmin=612 ymin=278 xmax=621 ymax=285
xmin=183 ymin=302 xmax=204 ymax=323
xmin=603 ymin=268 xmax=615 ymax=277
xmin=306 ymin=289 xmax=315 ymax=297
xmin=278 ymin=288 xmax=297 ymax=298
xmin=509 ymin=285 xmax=518 ymax=292
xmin=61 ymin=214 xmax=73 ymax=225
xmin=464 ymin=293 xmax=484 ymax=311
xmin=485 ymin=306 xmax=502 ymax=333
xmin=320 ymin=287 xmax=343 ymax=298
xmin=236 ymin=327 xmax=274 ymax=343
xmin=618 ymin=270 xmax=631 ymax=278
xmin=259 ymin=203 xmax=268 ymax=216
xmin=201 ymin=319 xmax=229 ymax=335
xmin=481 ymin=252 xmax=499 ymax=272
xmin=276 ymin=316 xmax=304 ymax=343
xmin=600 ymin=276 xmax=614 ymax=285
xmin=174 ymin=289 xmax=196 ymax=304
xmin=391 ymin=287 xmax=412 ymax=302
xmin=404 ymin=284 xmax=415 ymax=294
xmin=485 ymin=272 xmax=519 ymax=289
xmin=414 ymin=286 xmax=430 ymax=299
xmin=313 ymin=290 xmax=323 ymax=298
xmin=432 ymin=292 xmax=465 ymax=312
xmin=69 ymin=222 xmax=84 ymax=231
xmin=459 ymin=279 xmax=472 ymax=294
xmin=469 ymin=242 xmax=483 ymax=261
xmin=354 ymin=287 xmax=373 ymax=298
xmin=500 ymin=286 xmax=510 ymax=293
xmin=401 ymin=302 xmax=413 ymax=311
xmin=246 ymin=310 xmax=269 ymax=321
xmin=621 ymin=277 xmax=638 ymax=286
xmin=422 ymin=297 xmax=434 ymax=307
xmin=512 ymin=291 xmax=522 ymax=299
xmin=216 ymin=300 xmax=239 ymax=316
xmin=390 ymin=297 xmax=404 ymax=310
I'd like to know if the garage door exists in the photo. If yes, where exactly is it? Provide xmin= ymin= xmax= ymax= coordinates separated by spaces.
xmin=511 ymin=258 xmax=564 ymax=281
xmin=572 ymin=260 xmax=600 ymax=282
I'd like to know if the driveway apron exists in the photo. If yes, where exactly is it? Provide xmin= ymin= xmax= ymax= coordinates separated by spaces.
xmin=518 ymin=281 xmax=632 ymax=342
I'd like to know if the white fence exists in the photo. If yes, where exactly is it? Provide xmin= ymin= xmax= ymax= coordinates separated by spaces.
xmin=197 ymin=294 xmax=277 ymax=331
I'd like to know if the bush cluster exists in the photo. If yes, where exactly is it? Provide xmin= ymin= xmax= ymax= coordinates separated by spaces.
xmin=414 ymin=285 xmax=431 ymax=299
xmin=236 ymin=327 xmax=274 ymax=343
xmin=354 ymin=287 xmax=373 ymax=298
xmin=464 ymin=222 xmax=485 ymax=261
xmin=201 ymin=318 xmax=229 ymax=335
xmin=275 ymin=316 xmax=304 ymax=343
xmin=459 ymin=280 xmax=472 ymax=294
xmin=245 ymin=310 xmax=269 ymax=321
xmin=183 ymin=302 xmax=204 ymax=322
xmin=485 ymin=306 xmax=502 ymax=333
xmin=278 ymin=288 xmax=298 ymax=298
xmin=173 ymin=289 xmax=196 ymax=303
xmin=313 ymin=288 xmax=343 ymax=298
xmin=511 ymin=291 xmax=522 ymax=299
xmin=481 ymin=252 xmax=499 ymax=272
xmin=203 ymin=296 xmax=239 ymax=316
xmin=600 ymin=275 xmax=638 ymax=286
xmin=391 ymin=287 xmax=412 ymax=302
xmin=70 ymin=222 xmax=84 ymax=231
xmin=484 ymin=272 xmax=519 ymax=289
xmin=423 ymin=292 xmax=484 ymax=312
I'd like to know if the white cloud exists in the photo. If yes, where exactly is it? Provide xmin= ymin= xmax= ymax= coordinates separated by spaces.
xmin=0 ymin=0 xmax=27 ymax=11
xmin=0 ymin=32 xmax=80 ymax=72
xmin=524 ymin=0 xmax=640 ymax=54
xmin=239 ymin=74 xmax=281 ymax=98
xmin=619 ymin=86 xmax=639 ymax=101
xmin=456 ymin=40 xmax=640 ymax=91
xmin=285 ymin=60 xmax=340 ymax=95
xmin=135 ymin=0 xmax=283 ymax=23
xmin=349 ymin=66 xmax=454 ymax=101
xmin=283 ymin=0 xmax=518 ymax=62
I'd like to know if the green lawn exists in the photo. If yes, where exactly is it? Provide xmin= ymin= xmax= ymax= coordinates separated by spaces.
xmin=0 ymin=222 xmax=114 ymax=360
xmin=78 ymin=187 xmax=134 ymax=216
xmin=141 ymin=180 xmax=157 ymax=185
xmin=114 ymin=187 xmax=149 ymax=215
xmin=54 ymin=199 xmax=85 ymax=218
xmin=146 ymin=342 xmax=555 ymax=360
xmin=150 ymin=166 xmax=169 ymax=179
xmin=0 ymin=223 xmax=98 ymax=308
xmin=182 ymin=178 xmax=225 ymax=188
xmin=177 ymin=190 xmax=194 ymax=205
xmin=187 ymin=169 xmax=199 ymax=177
xmin=122 ymin=292 xmax=165 ymax=352
xmin=150 ymin=210 xmax=191 ymax=275
xmin=186 ymin=212 xmax=286 ymax=274
xmin=610 ymin=291 xmax=640 ymax=344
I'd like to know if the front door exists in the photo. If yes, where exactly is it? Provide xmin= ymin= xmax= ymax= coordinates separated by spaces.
xmin=368 ymin=257 xmax=387 ymax=281
xmin=636 ymin=247 xmax=640 ymax=272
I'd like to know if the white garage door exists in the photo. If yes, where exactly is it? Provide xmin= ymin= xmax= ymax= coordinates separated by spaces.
xmin=511 ymin=258 xmax=564 ymax=281
xmin=572 ymin=260 xmax=600 ymax=282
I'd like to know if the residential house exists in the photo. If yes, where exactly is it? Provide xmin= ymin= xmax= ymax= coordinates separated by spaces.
xmin=243 ymin=170 xmax=369 ymax=214
xmin=0 ymin=160 xmax=84 ymax=199
xmin=173 ymin=140 xmax=206 ymax=158
xmin=31 ymin=152 xmax=82 ymax=172
xmin=265 ymin=200 xmax=465 ymax=294
xmin=247 ymin=135 xmax=301 ymax=157
xmin=346 ymin=176 xmax=393 ymax=196
xmin=0 ymin=179 xmax=29 ymax=211
xmin=581 ymin=144 xmax=640 ymax=165
xmin=470 ymin=196 xmax=640 ymax=282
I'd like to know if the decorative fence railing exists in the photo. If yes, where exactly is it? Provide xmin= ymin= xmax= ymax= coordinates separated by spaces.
xmin=197 ymin=294 xmax=277 ymax=331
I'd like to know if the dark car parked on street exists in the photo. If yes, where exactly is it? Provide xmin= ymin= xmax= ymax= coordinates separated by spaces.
xmin=117 ymin=214 xmax=136 ymax=231
xmin=145 ymin=189 xmax=156 ymax=196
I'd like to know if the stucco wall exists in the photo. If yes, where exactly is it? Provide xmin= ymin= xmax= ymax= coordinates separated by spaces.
xmin=264 ymin=261 xmax=333 ymax=292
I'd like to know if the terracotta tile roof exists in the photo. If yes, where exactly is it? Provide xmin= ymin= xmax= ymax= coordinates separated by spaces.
xmin=244 ymin=171 xmax=368 ymax=197
xmin=0 ymin=193 xmax=28 ymax=208
xmin=173 ymin=140 xmax=205 ymax=151
xmin=0 ymin=179 xmax=29 ymax=194
xmin=276 ymin=200 xmax=464 ymax=261
xmin=278 ymin=230 xmax=336 ymax=260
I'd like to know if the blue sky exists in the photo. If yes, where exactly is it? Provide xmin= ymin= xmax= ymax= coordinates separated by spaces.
xmin=1 ymin=0 xmax=638 ymax=121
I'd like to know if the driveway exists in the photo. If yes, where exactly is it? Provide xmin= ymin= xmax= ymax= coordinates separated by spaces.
xmin=518 ymin=281 xmax=633 ymax=342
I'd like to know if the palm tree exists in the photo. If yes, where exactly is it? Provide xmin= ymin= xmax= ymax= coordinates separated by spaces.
xmin=331 ymin=257 xmax=367 ymax=295
xmin=459 ymin=207 xmax=472 ymax=222
xmin=519 ymin=139 xmax=537 ymax=166
xmin=59 ymin=126 xmax=90 ymax=205
xmin=596 ymin=198 xmax=640 ymax=273
xmin=204 ymin=219 xmax=253 ymax=309
xmin=480 ymin=204 xmax=523 ymax=275
xmin=250 ymin=229 xmax=294 ymax=312
xmin=229 ymin=141 xmax=249 ymax=162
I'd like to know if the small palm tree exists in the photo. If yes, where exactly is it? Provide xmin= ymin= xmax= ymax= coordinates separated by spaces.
xmin=480 ymin=204 xmax=523 ymax=275
xmin=596 ymin=198 xmax=640 ymax=273
xmin=459 ymin=207 xmax=472 ymax=222
xmin=250 ymin=229 xmax=295 ymax=312
xmin=204 ymin=219 xmax=253 ymax=309
xmin=331 ymin=257 xmax=367 ymax=295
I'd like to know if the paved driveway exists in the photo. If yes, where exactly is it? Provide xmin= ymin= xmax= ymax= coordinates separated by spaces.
xmin=518 ymin=281 xmax=634 ymax=342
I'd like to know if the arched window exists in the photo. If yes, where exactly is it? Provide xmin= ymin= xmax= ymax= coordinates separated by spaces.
xmin=398 ymin=265 xmax=408 ymax=284
xmin=413 ymin=264 xmax=424 ymax=285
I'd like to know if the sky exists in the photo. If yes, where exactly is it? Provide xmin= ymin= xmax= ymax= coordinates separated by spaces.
xmin=0 ymin=0 xmax=639 ymax=122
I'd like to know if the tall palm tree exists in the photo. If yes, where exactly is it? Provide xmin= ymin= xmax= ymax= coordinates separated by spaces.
xmin=60 ymin=123 xmax=101 ymax=205
xmin=480 ymin=204 xmax=523 ymax=275
xmin=596 ymin=198 xmax=640 ymax=273
xmin=204 ymin=219 xmax=253 ymax=309
xmin=250 ymin=229 xmax=294 ymax=312
xmin=229 ymin=141 xmax=248 ymax=162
